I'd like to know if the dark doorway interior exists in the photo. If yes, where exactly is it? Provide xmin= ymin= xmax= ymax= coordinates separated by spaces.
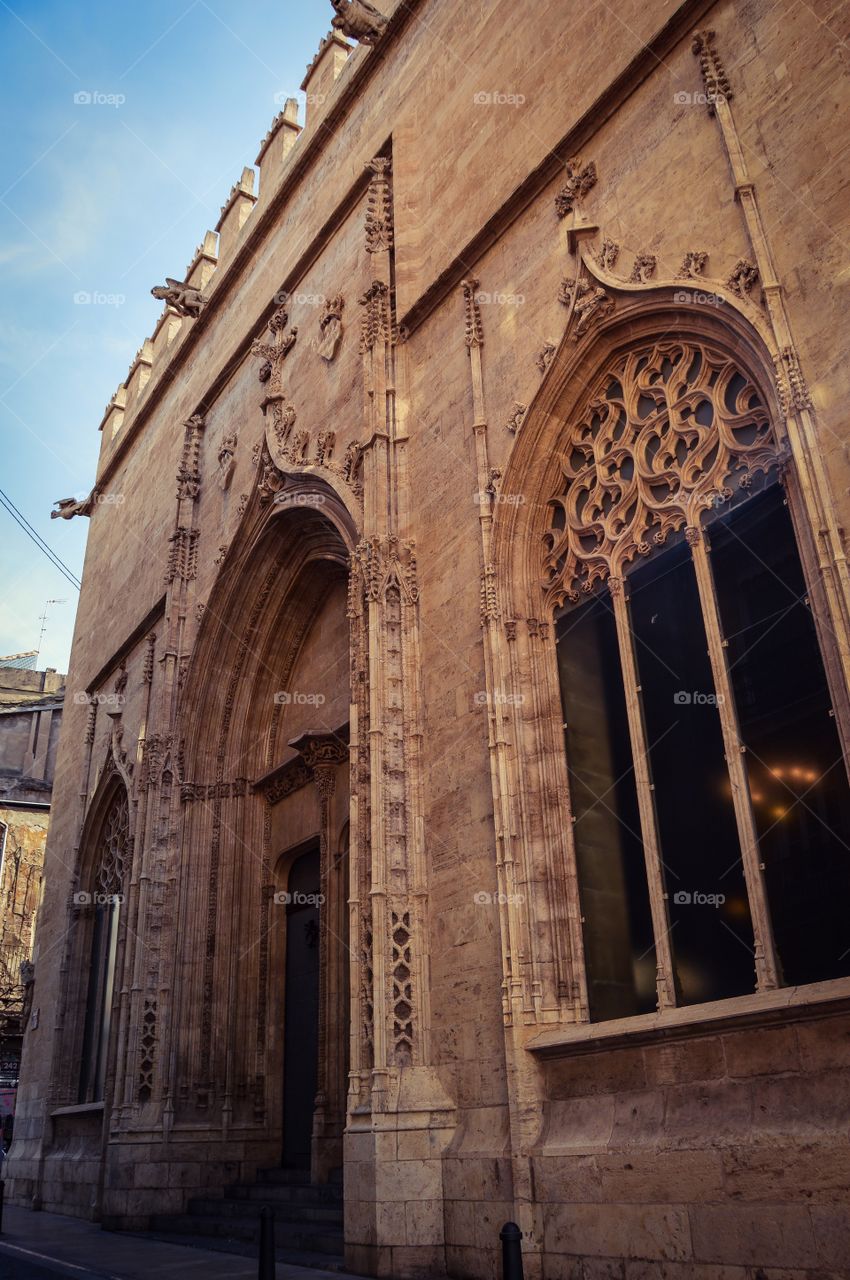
xmin=282 ymin=844 xmax=321 ymax=1169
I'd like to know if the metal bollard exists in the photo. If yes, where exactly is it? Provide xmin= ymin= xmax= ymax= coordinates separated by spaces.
xmin=258 ymin=1204 xmax=275 ymax=1279
xmin=500 ymin=1220 xmax=523 ymax=1279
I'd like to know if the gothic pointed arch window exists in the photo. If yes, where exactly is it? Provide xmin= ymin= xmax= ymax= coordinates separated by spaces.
xmin=78 ymin=785 xmax=130 ymax=1102
xmin=543 ymin=338 xmax=850 ymax=1021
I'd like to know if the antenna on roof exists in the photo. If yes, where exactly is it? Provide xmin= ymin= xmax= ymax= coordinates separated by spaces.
xmin=36 ymin=599 xmax=67 ymax=665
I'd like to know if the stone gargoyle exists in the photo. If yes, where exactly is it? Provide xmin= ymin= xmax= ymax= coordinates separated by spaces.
xmin=151 ymin=277 xmax=208 ymax=319
xmin=51 ymin=492 xmax=96 ymax=520
xmin=331 ymin=0 xmax=388 ymax=45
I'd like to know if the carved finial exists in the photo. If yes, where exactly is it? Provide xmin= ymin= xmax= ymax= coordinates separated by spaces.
xmin=365 ymin=157 xmax=393 ymax=252
xmin=691 ymin=30 xmax=733 ymax=114
xmin=151 ymin=277 xmax=207 ymax=318
xmin=359 ymin=279 xmax=391 ymax=351
xmin=461 ymin=278 xmax=484 ymax=349
xmin=330 ymin=0 xmax=388 ymax=45
xmin=554 ymin=157 xmax=597 ymax=219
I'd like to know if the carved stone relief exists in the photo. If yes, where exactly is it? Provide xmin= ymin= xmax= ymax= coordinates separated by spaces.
xmin=542 ymin=338 xmax=781 ymax=607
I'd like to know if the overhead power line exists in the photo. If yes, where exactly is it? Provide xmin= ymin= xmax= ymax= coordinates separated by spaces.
xmin=0 ymin=487 xmax=82 ymax=591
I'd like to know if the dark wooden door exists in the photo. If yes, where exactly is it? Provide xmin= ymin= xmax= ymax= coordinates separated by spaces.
xmin=282 ymin=845 xmax=321 ymax=1169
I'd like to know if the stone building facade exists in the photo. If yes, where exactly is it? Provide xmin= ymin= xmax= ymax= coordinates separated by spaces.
xmin=0 ymin=662 xmax=65 ymax=1120
xmin=7 ymin=0 xmax=850 ymax=1274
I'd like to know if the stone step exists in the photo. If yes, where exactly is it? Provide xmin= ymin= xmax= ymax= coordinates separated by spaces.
xmin=143 ymin=1229 xmax=349 ymax=1272
xmin=256 ymin=1166 xmax=312 ymax=1185
xmin=186 ymin=1194 xmax=343 ymax=1225
xmin=149 ymin=1212 xmax=343 ymax=1257
xmin=224 ymin=1181 xmax=343 ymax=1206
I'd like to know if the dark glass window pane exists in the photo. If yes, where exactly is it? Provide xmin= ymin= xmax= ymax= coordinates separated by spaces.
xmin=710 ymin=485 xmax=850 ymax=984
xmin=556 ymin=595 xmax=657 ymax=1020
xmin=628 ymin=540 xmax=755 ymax=1004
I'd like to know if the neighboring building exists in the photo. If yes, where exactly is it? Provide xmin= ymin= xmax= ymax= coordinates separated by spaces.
xmin=0 ymin=659 xmax=65 ymax=1136
xmin=7 ymin=1 xmax=850 ymax=1275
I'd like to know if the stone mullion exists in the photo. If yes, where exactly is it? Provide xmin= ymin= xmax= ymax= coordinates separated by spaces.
xmin=117 ymin=650 xmax=161 ymax=1122
xmin=366 ymin=590 xmax=390 ymax=1099
xmin=347 ymin=566 xmax=370 ymax=1106
xmin=536 ymin=629 xmax=590 ymax=1021
xmin=521 ymin=621 xmax=584 ymax=1018
xmin=689 ymin=528 xmax=781 ymax=990
xmin=608 ymin=579 xmax=677 ymax=1010
xmin=697 ymin=34 xmax=850 ymax=714
xmin=399 ymin=590 xmax=430 ymax=1060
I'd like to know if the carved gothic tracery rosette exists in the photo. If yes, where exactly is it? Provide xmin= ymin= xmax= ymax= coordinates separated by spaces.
xmin=542 ymin=339 xmax=781 ymax=609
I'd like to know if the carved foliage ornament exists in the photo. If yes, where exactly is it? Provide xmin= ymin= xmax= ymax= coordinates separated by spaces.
xmin=542 ymin=340 xmax=780 ymax=608
xmin=554 ymin=156 xmax=597 ymax=219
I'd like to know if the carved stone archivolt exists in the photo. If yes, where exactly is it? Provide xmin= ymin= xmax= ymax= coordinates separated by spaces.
xmin=542 ymin=338 xmax=781 ymax=607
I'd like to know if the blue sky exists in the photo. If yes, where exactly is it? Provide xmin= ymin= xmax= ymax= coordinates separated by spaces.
xmin=0 ymin=0 xmax=330 ymax=672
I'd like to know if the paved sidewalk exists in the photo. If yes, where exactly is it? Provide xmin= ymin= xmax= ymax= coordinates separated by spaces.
xmin=0 ymin=1206 xmax=373 ymax=1280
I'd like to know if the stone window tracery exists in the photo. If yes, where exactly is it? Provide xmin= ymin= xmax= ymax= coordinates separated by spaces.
xmin=78 ymin=786 xmax=130 ymax=1103
xmin=542 ymin=340 xmax=778 ymax=610
xmin=541 ymin=337 xmax=850 ymax=1021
